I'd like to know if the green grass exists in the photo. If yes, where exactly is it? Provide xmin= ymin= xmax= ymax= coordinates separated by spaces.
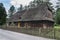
xmin=54 ymin=25 xmax=60 ymax=40
xmin=54 ymin=25 xmax=60 ymax=29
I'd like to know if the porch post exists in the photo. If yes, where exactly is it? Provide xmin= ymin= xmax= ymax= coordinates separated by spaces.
xmin=7 ymin=23 xmax=9 ymax=27
xmin=18 ymin=22 xmax=20 ymax=28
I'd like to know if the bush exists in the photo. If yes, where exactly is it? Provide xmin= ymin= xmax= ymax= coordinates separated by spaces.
xmin=55 ymin=8 xmax=60 ymax=24
xmin=54 ymin=23 xmax=59 ymax=26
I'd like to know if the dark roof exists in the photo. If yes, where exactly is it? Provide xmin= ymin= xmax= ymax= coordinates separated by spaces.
xmin=7 ymin=3 xmax=54 ymax=22
xmin=7 ymin=10 xmax=26 ymax=22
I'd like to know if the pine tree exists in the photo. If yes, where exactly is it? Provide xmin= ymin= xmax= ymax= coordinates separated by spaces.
xmin=18 ymin=4 xmax=23 ymax=11
xmin=0 ymin=3 xmax=7 ymax=25
xmin=8 ymin=5 xmax=15 ymax=17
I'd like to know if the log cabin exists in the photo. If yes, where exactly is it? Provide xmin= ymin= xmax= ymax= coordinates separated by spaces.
xmin=7 ymin=3 xmax=54 ymax=29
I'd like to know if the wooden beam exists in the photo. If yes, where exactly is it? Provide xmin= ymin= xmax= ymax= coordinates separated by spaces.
xmin=18 ymin=22 xmax=20 ymax=28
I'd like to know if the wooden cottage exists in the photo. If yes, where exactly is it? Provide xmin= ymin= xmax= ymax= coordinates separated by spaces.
xmin=7 ymin=3 xmax=54 ymax=29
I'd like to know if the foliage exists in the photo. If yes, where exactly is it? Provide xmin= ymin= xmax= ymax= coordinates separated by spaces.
xmin=54 ymin=26 xmax=60 ymax=29
xmin=8 ymin=5 xmax=15 ymax=17
xmin=0 ymin=3 xmax=7 ymax=25
xmin=18 ymin=4 xmax=23 ymax=11
xmin=54 ymin=23 xmax=59 ymax=26
xmin=55 ymin=8 xmax=60 ymax=24
xmin=56 ymin=0 xmax=60 ymax=8
xmin=29 ymin=1 xmax=36 ymax=8
xmin=33 ymin=0 xmax=50 ymax=4
xmin=24 ymin=6 xmax=28 ymax=9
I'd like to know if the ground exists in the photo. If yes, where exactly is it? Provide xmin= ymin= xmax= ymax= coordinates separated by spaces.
xmin=0 ymin=29 xmax=55 ymax=40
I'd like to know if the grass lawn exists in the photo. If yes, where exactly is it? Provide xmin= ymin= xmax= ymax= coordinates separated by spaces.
xmin=54 ymin=25 xmax=60 ymax=29
xmin=54 ymin=25 xmax=60 ymax=40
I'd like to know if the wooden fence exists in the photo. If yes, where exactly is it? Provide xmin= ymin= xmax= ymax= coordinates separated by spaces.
xmin=0 ymin=25 xmax=60 ymax=40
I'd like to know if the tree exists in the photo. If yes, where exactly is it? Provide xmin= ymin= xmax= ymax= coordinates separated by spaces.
xmin=8 ymin=5 xmax=15 ymax=17
xmin=29 ymin=1 xmax=36 ymax=8
xmin=0 ymin=3 xmax=3 ymax=7
xmin=29 ymin=0 xmax=54 ymax=10
xmin=24 ymin=6 xmax=28 ymax=9
xmin=56 ymin=0 xmax=60 ymax=8
xmin=55 ymin=8 xmax=60 ymax=24
xmin=18 ymin=4 xmax=23 ymax=11
xmin=0 ymin=3 xmax=7 ymax=25
xmin=29 ymin=0 xmax=51 ymax=7
xmin=33 ymin=0 xmax=50 ymax=5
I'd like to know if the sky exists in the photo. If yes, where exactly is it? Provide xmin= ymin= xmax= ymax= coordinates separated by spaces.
xmin=0 ymin=0 xmax=58 ymax=14
xmin=0 ymin=0 xmax=33 ymax=11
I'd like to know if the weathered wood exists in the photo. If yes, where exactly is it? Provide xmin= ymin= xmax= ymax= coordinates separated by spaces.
xmin=18 ymin=22 xmax=21 ymax=28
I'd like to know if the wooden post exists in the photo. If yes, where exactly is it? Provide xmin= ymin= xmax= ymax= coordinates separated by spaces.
xmin=39 ymin=27 xmax=41 ymax=36
xmin=6 ymin=23 xmax=9 ymax=28
xmin=18 ymin=22 xmax=20 ymax=28
xmin=54 ymin=28 xmax=56 ymax=39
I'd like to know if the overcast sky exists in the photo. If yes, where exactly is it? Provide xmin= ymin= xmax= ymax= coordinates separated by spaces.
xmin=0 ymin=0 xmax=58 ymax=12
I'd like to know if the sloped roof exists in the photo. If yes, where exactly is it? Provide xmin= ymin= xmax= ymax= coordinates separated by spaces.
xmin=7 ymin=10 xmax=26 ymax=22
xmin=7 ymin=3 xmax=54 ymax=22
